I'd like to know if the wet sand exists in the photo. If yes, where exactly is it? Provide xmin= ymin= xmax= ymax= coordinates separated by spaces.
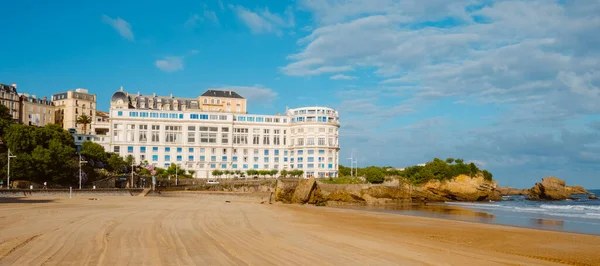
xmin=1 ymin=195 xmax=599 ymax=265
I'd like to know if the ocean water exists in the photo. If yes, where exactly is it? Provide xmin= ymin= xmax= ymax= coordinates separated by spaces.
xmin=343 ymin=189 xmax=600 ymax=235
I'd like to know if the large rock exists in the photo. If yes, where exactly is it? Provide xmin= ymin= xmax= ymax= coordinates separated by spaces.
xmin=565 ymin=186 xmax=590 ymax=195
xmin=528 ymin=176 xmax=571 ymax=200
xmin=497 ymin=187 xmax=529 ymax=196
xmin=419 ymin=175 xmax=502 ymax=202
xmin=274 ymin=179 xmax=298 ymax=203
xmin=291 ymin=178 xmax=316 ymax=204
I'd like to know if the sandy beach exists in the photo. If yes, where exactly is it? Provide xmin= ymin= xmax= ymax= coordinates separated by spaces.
xmin=1 ymin=194 xmax=599 ymax=266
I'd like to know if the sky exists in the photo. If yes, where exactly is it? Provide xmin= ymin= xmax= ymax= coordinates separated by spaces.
xmin=1 ymin=0 xmax=600 ymax=188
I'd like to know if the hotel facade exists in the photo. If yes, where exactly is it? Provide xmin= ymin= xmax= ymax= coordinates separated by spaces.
xmin=108 ymin=89 xmax=340 ymax=178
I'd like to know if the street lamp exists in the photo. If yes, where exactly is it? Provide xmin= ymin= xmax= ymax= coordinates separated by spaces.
xmin=131 ymin=160 xmax=135 ymax=188
xmin=7 ymin=149 xmax=16 ymax=190
xmin=79 ymin=153 xmax=87 ymax=189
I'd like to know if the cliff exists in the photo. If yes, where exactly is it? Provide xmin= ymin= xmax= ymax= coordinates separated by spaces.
xmin=416 ymin=175 xmax=502 ymax=202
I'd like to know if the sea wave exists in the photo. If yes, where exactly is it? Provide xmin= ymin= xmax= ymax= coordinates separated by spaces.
xmin=540 ymin=205 xmax=600 ymax=211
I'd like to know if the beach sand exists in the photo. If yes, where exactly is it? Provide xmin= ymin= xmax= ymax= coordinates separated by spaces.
xmin=1 ymin=194 xmax=599 ymax=266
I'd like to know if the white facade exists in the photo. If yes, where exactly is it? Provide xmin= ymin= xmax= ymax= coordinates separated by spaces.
xmin=107 ymin=90 xmax=340 ymax=178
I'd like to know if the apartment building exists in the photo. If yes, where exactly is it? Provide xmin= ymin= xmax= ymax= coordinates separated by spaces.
xmin=199 ymin=89 xmax=247 ymax=114
xmin=19 ymin=93 xmax=55 ymax=126
xmin=52 ymin=88 xmax=97 ymax=134
xmin=0 ymin=83 xmax=20 ymax=121
xmin=108 ymin=88 xmax=340 ymax=178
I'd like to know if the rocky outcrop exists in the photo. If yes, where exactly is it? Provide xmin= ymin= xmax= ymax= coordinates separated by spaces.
xmin=528 ymin=176 xmax=576 ymax=201
xmin=417 ymin=175 xmax=502 ymax=202
xmin=589 ymin=195 xmax=598 ymax=200
xmin=291 ymin=178 xmax=316 ymax=204
xmin=565 ymin=186 xmax=590 ymax=195
xmin=274 ymin=179 xmax=299 ymax=203
xmin=276 ymin=175 xmax=501 ymax=206
xmin=497 ymin=187 xmax=529 ymax=196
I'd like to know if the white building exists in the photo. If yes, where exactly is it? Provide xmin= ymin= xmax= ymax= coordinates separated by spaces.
xmin=108 ymin=88 xmax=340 ymax=178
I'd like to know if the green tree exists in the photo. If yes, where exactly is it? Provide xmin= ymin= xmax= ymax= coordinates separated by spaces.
xmin=0 ymin=104 xmax=11 ymax=121
xmin=166 ymin=163 xmax=186 ymax=176
xmin=234 ymin=170 xmax=242 ymax=177
xmin=338 ymin=165 xmax=351 ymax=176
xmin=270 ymin=169 xmax=279 ymax=178
xmin=469 ymin=162 xmax=479 ymax=177
xmin=188 ymin=170 xmax=196 ymax=177
xmin=108 ymin=153 xmax=127 ymax=174
xmin=76 ymin=114 xmax=93 ymax=134
xmin=280 ymin=170 xmax=288 ymax=178
xmin=363 ymin=166 xmax=385 ymax=184
xmin=455 ymin=158 xmax=464 ymax=164
xmin=81 ymin=141 xmax=107 ymax=163
xmin=445 ymin=158 xmax=455 ymax=164
xmin=211 ymin=169 xmax=223 ymax=178
xmin=482 ymin=170 xmax=493 ymax=181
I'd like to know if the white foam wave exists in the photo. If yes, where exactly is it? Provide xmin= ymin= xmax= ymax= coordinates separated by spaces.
xmin=540 ymin=205 xmax=600 ymax=211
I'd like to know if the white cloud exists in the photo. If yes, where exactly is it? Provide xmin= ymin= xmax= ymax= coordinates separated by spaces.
xmin=204 ymin=10 xmax=219 ymax=25
xmin=210 ymin=85 xmax=278 ymax=105
xmin=155 ymin=56 xmax=184 ymax=72
xmin=186 ymin=9 xmax=219 ymax=27
xmin=101 ymin=15 xmax=134 ymax=41
xmin=330 ymin=74 xmax=357 ymax=80
xmin=231 ymin=5 xmax=295 ymax=36
xmin=289 ymin=0 xmax=600 ymax=187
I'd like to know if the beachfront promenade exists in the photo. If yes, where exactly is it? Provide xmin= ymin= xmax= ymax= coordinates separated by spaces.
xmin=1 ymin=194 xmax=599 ymax=265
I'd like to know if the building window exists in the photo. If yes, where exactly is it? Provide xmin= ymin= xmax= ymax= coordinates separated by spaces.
xmin=177 ymin=147 xmax=182 ymax=153
xmin=297 ymin=138 xmax=304 ymax=146
xmin=232 ymin=156 xmax=238 ymax=162
xmin=211 ymin=164 xmax=216 ymax=169
xmin=253 ymin=164 xmax=259 ymax=169
xmin=176 ymin=156 xmax=182 ymax=161
xmin=232 ymin=164 xmax=237 ymax=169
xmin=222 ymin=156 xmax=227 ymax=161
xmin=114 ymin=146 xmax=120 ymax=153
xmin=222 ymin=133 xmax=228 ymax=144
xmin=117 ymin=111 xmax=123 ymax=116
xmin=307 ymin=138 xmax=315 ymax=146
xmin=308 ymin=157 xmax=314 ymax=162
xmin=200 ymin=156 xmax=206 ymax=162
xmin=188 ymin=156 xmax=194 ymax=161
xmin=318 ymin=137 xmax=326 ymax=146
xmin=221 ymin=164 xmax=227 ymax=169
xmin=152 ymin=155 xmax=158 ymax=161
xmin=308 ymin=150 xmax=314 ymax=155
xmin=165 ymin=125 xmax=182 ymax=143
xmin=165 ymin=147 xmax=171 ymax=152
xmin=297 ymin=150 xmax=304 ymax=155
xmin=165 ymin=155 xmax=171 ymax=161
xmin=264 ymin=149 xmax=269 ymax=155
xmin=189 ymin=148 xmax=194 ymax=153
xmin=140 ymin=147 xmax=146 ymax=153
xmin=152 ymin=125 xmax=160 ymax=142
xmin=211 ymin=156 xmax=216 ymax=162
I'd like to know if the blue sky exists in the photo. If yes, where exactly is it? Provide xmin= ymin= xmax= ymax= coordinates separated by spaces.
xmin=1 ymin=0 xmax=600 ymax=188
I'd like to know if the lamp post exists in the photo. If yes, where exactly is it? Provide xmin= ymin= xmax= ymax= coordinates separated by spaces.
xmin=131 ymin=161 xmax=135 ymax=188
xmin=7 ymin=149 xmax=16 ymax=190
xmin=79 ymin=153 xmax=87 ymax=189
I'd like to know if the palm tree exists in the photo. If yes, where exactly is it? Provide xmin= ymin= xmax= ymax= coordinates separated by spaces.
xmin=76 ymin=114 xmax=93 ymax=134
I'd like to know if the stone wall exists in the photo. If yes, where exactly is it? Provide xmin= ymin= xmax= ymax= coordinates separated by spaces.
xmin=0 ymin=189 xmax=143 ymax=197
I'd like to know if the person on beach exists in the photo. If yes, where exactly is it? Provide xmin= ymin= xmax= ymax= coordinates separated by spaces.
xmin=43 ymin=182 xmax=47 ymax=190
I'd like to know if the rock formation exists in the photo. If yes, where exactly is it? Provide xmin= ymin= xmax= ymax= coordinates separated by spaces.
xmin=565 ymin=186 xmax=590 ymax=195
xmin=497 ymin=187 xmax=529 ymax=196
xmin=589 ymin=195 xmax=598 ymax=200
xmin=275 ymin=174 xmax=502 ymax=206
xmin=527 ymin=176 xmax=588 ymax=200
xmin=291 ymin=178 xmax=316 ymax=204
xmin=417 ymin=175 xmax=502 ymax=202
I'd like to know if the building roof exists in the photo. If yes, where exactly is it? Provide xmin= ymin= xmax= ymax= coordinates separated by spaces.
xmin=0 ymin=83 xmax=17 ymax=94
xmin=201 ymin=89 xmax=244 ymax=99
